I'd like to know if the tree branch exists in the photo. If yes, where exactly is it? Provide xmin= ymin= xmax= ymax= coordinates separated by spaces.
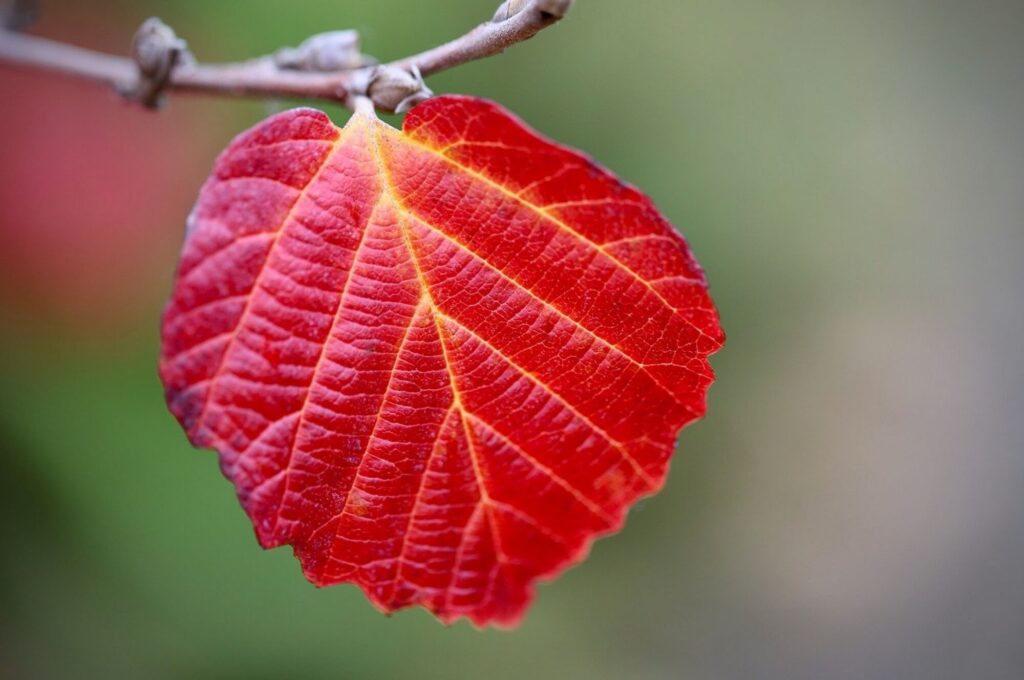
xmin=0 ymin=0 xmax=573 ymax=112
xmin=392 ymin=0 xmax=573 ymax=76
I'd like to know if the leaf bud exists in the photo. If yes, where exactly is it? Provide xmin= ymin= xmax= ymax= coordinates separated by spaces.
xmin=366 ymin=65 xmax=433 ymax=114
xmin=129 ymin=17 xmax=192 ymax=109
xmin=275 ymin=30 xmax=373 ymax=72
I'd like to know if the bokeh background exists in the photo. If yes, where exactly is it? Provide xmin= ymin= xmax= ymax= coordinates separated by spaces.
xmin=2 ymin=0 xmax=1022 ymax=678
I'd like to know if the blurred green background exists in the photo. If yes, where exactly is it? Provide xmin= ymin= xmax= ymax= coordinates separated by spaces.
xmin=1 ymin=0 xmax=1022 ymax=678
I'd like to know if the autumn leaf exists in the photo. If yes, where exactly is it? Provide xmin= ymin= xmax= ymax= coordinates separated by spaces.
xmin=159 ymin=95 xmax=724 ymax=627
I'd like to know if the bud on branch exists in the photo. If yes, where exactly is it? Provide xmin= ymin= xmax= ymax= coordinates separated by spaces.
xmin=129 ymin=18 xmax=192 ymax=108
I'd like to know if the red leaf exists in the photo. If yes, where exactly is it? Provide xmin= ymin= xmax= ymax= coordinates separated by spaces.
xmin=160 ymin=95 xmax=724 ymax=627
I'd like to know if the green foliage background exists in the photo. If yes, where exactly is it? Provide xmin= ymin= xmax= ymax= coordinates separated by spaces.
xmin=1 ymin=1 xmax=1022 ymax=678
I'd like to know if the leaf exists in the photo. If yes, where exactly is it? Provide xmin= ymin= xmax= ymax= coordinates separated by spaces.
xmin=159 ymin=95 xmax=724 ymax=628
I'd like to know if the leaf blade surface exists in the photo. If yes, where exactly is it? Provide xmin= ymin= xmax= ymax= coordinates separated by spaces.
xmin=160 ymin=96 xmax=724 ymax=627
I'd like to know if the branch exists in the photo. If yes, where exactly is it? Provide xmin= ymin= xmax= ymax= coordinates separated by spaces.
xmin=0 ymin=0 xmax=573 ymax=112
xmin=392 ymin=0 xmax=573 ymax=76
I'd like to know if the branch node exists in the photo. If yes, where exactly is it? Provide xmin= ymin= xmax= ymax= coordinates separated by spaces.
xmin=361 ymin=64 xmax=433 ymax=114
xmin=274 ymin=30 xmax=375 ymax=72
xmin=129 ymin=17 xmax=192 ymax=109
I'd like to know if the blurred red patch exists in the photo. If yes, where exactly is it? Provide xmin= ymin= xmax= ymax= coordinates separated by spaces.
xmin=0 ymin=20 xmax=216 ymax=330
